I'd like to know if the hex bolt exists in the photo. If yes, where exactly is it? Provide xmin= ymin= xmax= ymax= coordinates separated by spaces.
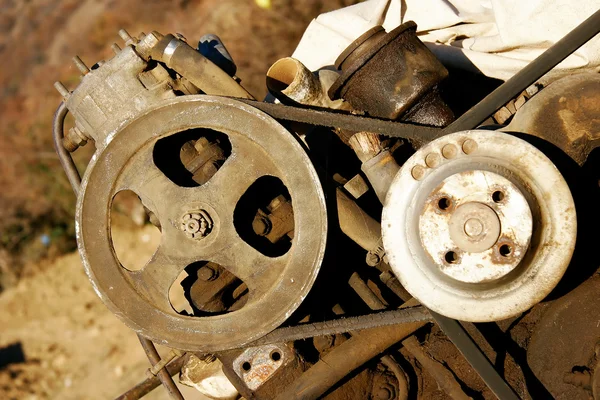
xmin=181 ymin=211 xmax=213 ymax=240
xmin=72 ymin=56 xmax=90 ymax=74
xmin=54 ymin=81 xmax=70 ymax=98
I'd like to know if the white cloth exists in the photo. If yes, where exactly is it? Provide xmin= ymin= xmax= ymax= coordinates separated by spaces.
xmin=292 ymin=0 xmax=600 ymax=82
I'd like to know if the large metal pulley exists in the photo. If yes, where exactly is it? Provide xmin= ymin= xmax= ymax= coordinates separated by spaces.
xmin=382 ymin=130 xmax=577 ymax=322
xmin=76 ymin=96 xmax=327 ymax=351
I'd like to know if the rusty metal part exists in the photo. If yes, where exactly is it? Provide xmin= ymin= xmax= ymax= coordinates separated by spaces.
xmin=380 ymin=356 xmax=409 ymax=400
xmin=347 ymin=273 xmax=410 ymax=400
xmin=252 ymin=195 xmax=294 ymax=244
xmin=232 ymin=344 xmax=292 ymax=390
xmin=138 ymin=336 xmax=184 ymax=400
xmin=115 ymin=356 xmax=186 ymax=400
xmin=247 ymin=306 xmax=432 ymax=347
xmin=181 ymin=137 xmax=227 ymax=185
xmin=528 ymin=276 xmax=600 ymax=399
xmin=148 ymin=33 xmax=253 ymax=99
xmin=431 ymin=311 xmax=520 ymax=400
xmin=77 ymin=96 xmax=327 ymax=351
xmin=266 ymin=58 xmax=347 ymax=110
xmin=329 ymin=22 xmax=453 ymax=127
xmin=274 ymin=299 xmax=425 ymax=400
xmin=419 ymin=171 xmax=532 ymax=283
xmin=443 ymin=8 xmax=600 ymax=134
xmin=506 ymin=73 xmax=600 ymax=165
xmin=383 ymin=130 xmax=576 ymax=322
xmin=402 ymin=336 xmax=470 ymax=400
xmin=336 ymin=188 xmax=381 ymax=253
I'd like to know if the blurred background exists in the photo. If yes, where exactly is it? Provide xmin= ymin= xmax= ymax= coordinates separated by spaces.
xmin=0 ymin=1 xmax=358 ymax=398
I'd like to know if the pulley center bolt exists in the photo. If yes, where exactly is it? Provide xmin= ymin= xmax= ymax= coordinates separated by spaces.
xmin=181 ymin=210 xmax=213 ymax=240
xmin=464 ymin=218 xmax=484 ymax=237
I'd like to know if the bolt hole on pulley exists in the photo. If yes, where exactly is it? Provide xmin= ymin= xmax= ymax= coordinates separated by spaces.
xmin=499 ymin=244 xmax=512 ymax=257
xmin=492 ymin=190 xmax=505 ymax=203
xmin=445 ymin=251 xmax=459 ymax=264
xmin=438 ymin=197 xmax=452 ymax=211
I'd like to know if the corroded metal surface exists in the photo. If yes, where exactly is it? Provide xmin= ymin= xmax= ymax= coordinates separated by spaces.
xmin=506 ymin=72 xmax=600 ymax=165
xmin=76 ymin=96 xmax=327 ymax=351
xmin=528 ymin=276 xmax=600 ymax=400
xmin=328 ymin=22 xmax=453 ymax=127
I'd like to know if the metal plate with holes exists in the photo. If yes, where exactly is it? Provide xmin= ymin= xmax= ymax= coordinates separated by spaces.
xmin=233 ymin=344 xmax=291 ymax=390
xmin=76 ymin=96 xmax=327 ymax=351
xmin=382 ymin=130 xmax=577 ymax=322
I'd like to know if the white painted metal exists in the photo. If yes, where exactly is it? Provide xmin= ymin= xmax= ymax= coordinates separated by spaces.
xmin=382 ymin=130 xmax=576 ymax=322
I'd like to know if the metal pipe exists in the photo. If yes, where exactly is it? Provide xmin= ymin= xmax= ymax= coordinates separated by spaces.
xmin=444 ymin=8 xmax=600 ymax=133
xmin=336 ymin=188 xmax=381 ymax=252
xmin=114 ymin=356 xmax=186 ymax=400
xmin=138 ymin=336 xmax=184 ymax=400
xmin=248 ymin=306 xmax=432 ymax=347
xmin=150 ymin=34 xmax=253 ymax=99
xmin=275 ymin=298 xmax=424 ymax=400
xmin=52 ymin=102 xmax=81 ymax=196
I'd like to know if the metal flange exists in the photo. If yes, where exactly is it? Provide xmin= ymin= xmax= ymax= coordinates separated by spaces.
xmin=76 ymin=96 xmax=327 ymax=351
xmin=382 ymin=130 xmax=576 ymax=322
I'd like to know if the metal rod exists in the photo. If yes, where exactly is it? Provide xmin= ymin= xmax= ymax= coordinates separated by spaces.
xmin=443 ymin=8 xmax=600 ymax=133
xmin=137 ymin=336 xmax=184 ymax=400
xmin=52 ymin=102 xmax=81 ymax=196
xmin=248 ymin=306 xmax=432 ymax=346
xmin=114 ymin=356 xmax=186 ymax=400
xmin=430 ymin=311 xmax=520 ymax=399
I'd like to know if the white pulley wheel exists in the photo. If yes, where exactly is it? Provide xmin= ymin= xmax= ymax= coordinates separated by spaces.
xmin=382 ymin=130 xmax=576 ymax=322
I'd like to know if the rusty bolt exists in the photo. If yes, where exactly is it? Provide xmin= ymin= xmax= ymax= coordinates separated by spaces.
xmin=62 ymin=126 xmax=88 ymax=152
xmin=181 ymin=210 xmax=213 ymax=240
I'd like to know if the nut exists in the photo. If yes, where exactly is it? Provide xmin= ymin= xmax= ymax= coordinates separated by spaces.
xmin=181 ymin=210 xmax=213 ymax=240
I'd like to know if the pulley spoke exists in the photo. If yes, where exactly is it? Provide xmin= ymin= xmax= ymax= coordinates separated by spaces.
xmin=208 ymin=234 xmax=289 ymax=297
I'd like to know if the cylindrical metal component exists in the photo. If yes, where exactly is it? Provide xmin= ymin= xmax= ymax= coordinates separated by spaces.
xmin=360 ymin=150 xmax=400 ymax=203
xmin=118 ymin=28 xmax=134 ymax=43
xmin=52 ymin=102 xmax=81 ymax=196
xmin=150 ymin=35 xmax=253 ymax=99
xmin=267 ymin=57 xmax=323 ymax=105
xmin=198 ymin=33 xmax=237 ymax=76
xmin=111 ymin=43 xmax=122 ymax=54
xmin=274 ymin=299 xmax=424 ymax=400
xmin=443 ymin=8 xmax=600 ymax=133
xmin=336 ymin=188 xmax=381 ymax=252
xmin=115 ymin=356 xmax=186 ymax=400
xmin=72 ymin=55 xmax=90 ymax=74
xmin=349 ymin=272 xmax=386 ymax=310
xmin=138 ymin=336 xmax=184 ymax=400
xmin=53 ymin=81 xmax=70 ymax=98
xmin=329 ymin=22 xmax=453 ymax=127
